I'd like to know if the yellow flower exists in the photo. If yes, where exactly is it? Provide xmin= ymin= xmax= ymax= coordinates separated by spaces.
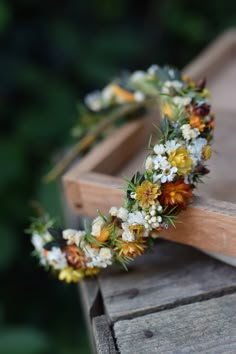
xmin=116 ymin=239 xmax=146 ymax=258
xmin=168 ymin=146 xmax=192 ymax=176
xmin=135 ymin=180 xmax=161 ymax=209
xmin=84 ymin=268 xmax=100 ymax=277
xmin=58 ymin=267 xmax=84 ymax=283
xmin=161 ymin=102 xmax=173 ymax=119
xmin=202 ymin=145 xmax=212 ymax=160
xmin=129 ymin=224 xmax=145 ymax=237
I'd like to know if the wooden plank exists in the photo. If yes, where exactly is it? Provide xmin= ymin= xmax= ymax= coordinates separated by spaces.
xmin=93 ymin=315 xmax=118 ymax=354
xmin=77 ymin=172 xmax=236 ymax=257
xmin=113 ymin=293 xmax=236 ymax=354
xmin=183 ymin=28 xmax=236 ymax=81
xmin=62 ymin=117 xmax=153 ymax=211
xmin=98 ymin=241 xmax=236 ymax=321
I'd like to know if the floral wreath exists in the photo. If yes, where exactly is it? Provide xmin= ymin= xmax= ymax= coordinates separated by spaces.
xmin=28 ymin=65 xmax=214 ymax=283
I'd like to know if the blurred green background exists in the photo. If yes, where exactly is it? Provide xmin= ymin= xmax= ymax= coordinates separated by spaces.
xmin=1 ymin=1 xmax=236 ymax=353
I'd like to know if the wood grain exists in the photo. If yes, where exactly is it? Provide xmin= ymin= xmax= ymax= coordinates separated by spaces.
xmin=92 ymin=315 xmax=118 ymax=354
xmin=62 ymin=28 xmax=236 ymax=257
xmin=75 ymin=172 xmax=236 ymax=257
xmin=114 ymin=293 xmax=236 ymax=354
xmin=98 ymin=241 xmax=236 ymax=322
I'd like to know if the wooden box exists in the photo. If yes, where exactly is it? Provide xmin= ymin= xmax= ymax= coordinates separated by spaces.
xmin=63 ymin=28 xmax=236 ymax=258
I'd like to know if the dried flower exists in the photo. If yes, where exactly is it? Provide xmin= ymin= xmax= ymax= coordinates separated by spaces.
xmin=160 ymin=179 xmax=193 ymax=208
xmin=168 ymin=146 xmax=192 ymax=176
xmin=135 ymin=180 xmax=161 ymax=209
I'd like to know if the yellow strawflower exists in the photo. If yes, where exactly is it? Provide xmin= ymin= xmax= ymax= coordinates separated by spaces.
xmin=135 ymin=180 xmax=161 ymax=209
xmin=202 ymin=145 xmax=212 ymax=160
xmin=168 ymin=146 xmax=192 ymax=176
xmin=58 ymin=267 xmax=84 ymax=283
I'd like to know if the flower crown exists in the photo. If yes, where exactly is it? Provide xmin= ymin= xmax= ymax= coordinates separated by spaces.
xmin=28 ymin=65 xmax=214 ymax=283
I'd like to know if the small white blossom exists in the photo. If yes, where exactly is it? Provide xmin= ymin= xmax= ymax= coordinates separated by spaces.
xmin=102 ymin=84 xmax=115 ymax=102
xmin=147 ymin=64 xmax=159 ymax=76
xmin=117 ymin=207 xmax=128 ymax=221
xmin=153 ymin=166 xmax=178 ymax=183
xmin=165 ymin=140 xmax=181 ymax=154
xmin=121 ymin=222 xmax=135 ymax=242
xmin=85 ymin=91 xmax=102 ymax=111
xmin=152 ymin=155 xmax=170 ymax=171
xmin=181 ymin=124 xmax=200 ymax=141
xmin=130 ymin=70 xmax=146 ymax=82
xmin=109 ymin=206 xmax=118 ymax=217
xmin=99 ymin=248 xmax=113 ymax=262
xmin=86 ymin=246 xmax=113 ymax=268
xmin=134 ymin=91 xmax=145 ymax=102
xmin=62 ymin=229 xmax=86 ymax=246
xmin=127 ymin=211 xmax=146 ymax=226
xmin=173 ymin=96 xmax=191 ymax=107
xmin=91 ymin=216 xmax=105 ymax=237
xmin=47 ymin=247 xmax=68 ymax=270
xmin=162 ymin=80 xmax=183 ymax=94
xmin=188 ymin=137 xmax=207 ymax=165
xmin=145 ymin=155 xmax=154 ymax=170
xmin=31 ymin=232 xmax=44 ymax=252
xmin=153 ymin=144 xmax=165 ymax=155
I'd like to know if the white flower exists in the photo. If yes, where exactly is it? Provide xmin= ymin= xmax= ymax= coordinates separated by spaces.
xmin=121 ymin=222 xmax=135 ymax=242
xmin=109 ymin=206 xmax=118 ymax=217
xmin=85 ymin=91 xmax=102 ymax=111
xmin=134 ymin=91 xmax=145 ymax=102
xmin=188 ymin=137 xmax=207 ymax=165
xmin=130 ymin=70 xmax=146 ymax=82
xmin=117 ymin=207 xmax=128 ymax=221
xmin=31 ymin=232 xmax=44 ymax=252
xmin=127 ymin=211 xmax=146 ymax=226
xmin=91 ymin=216 xmax=105 ymax=237
xmin=47 ymin=247 xmax=68 ymax=270
xmin=153 ymin=143 xmax=165 ymax=155
xmin=145 ymin=155 xmax=154 ymax=170
xmin=181 ymin=124 xmax=200 ymax=141
xmin=99 ymin=248 xmax=113 ymax=262
xmin=165 ymin=140 xmax=181 ymax=154
xmin=152 ymin=155 xmax=170 ymax=171
xmin=85 ymin=246 xmax=112 ymax=268
xmin=162 ymin=80 xmax=183 ymax=94
xmin=143 ymin=206 xmax=163 ymax=229
xmin=173 ymin=96 xmax=191 ymax=107
xmin=109 ymin=207 xmax=128 ymax=221
xmin=147 ymin=64 xmax=159 ymax=76
xmin=153 ymin=166 xmax=178 ymax=183
xmin=63 ymin=229 xmax=86 ymax=246
xmin=102 ymin=84 xmax=115 ymax=102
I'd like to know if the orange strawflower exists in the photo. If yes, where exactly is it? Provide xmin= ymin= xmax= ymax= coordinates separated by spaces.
xmin=135 ymin=180 xmax=161 ymax=209
xmin=64 ymin=244 xmax=87 ymax=269
xmin=160 ymin=179 xmax=193 ymax=208
xmin=111 ymin=84 xmax=135 ymax=102
xmin=116 ymin=239 xmax=147 ymax=258
xmin=189 ymin=116 xmax=205 ymax=132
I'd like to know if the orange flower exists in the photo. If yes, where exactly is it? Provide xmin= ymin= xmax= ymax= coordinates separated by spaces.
xmin=160 ymin=179 xmax=193 ymax=208
xmin=116 ymin=239 xmax=147 ymax=258
xmin=189 ymin=116 xmax=205 ymax=132
xmin=111 ymin=84 xmax=135 ymax=102
xmin=135 ymin=180 xmax=161 ymax=209
xmin=63 ymin=244 xmax=87 ymax=269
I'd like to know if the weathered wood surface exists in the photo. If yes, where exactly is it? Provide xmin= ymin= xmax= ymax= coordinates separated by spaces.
xmin=92 ymin=315 xmax=118 ymax=354
xmin=72 ymin=172 xmax=236 ymax=257
xmin=98 ymin=241 xmax=236 ymax=322
xmin=114 ymin=293 xmax=236 ymax=354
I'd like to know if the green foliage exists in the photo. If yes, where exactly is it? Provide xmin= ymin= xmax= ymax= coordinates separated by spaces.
xmin=1 ymin=0 xmax=236 ymax=353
